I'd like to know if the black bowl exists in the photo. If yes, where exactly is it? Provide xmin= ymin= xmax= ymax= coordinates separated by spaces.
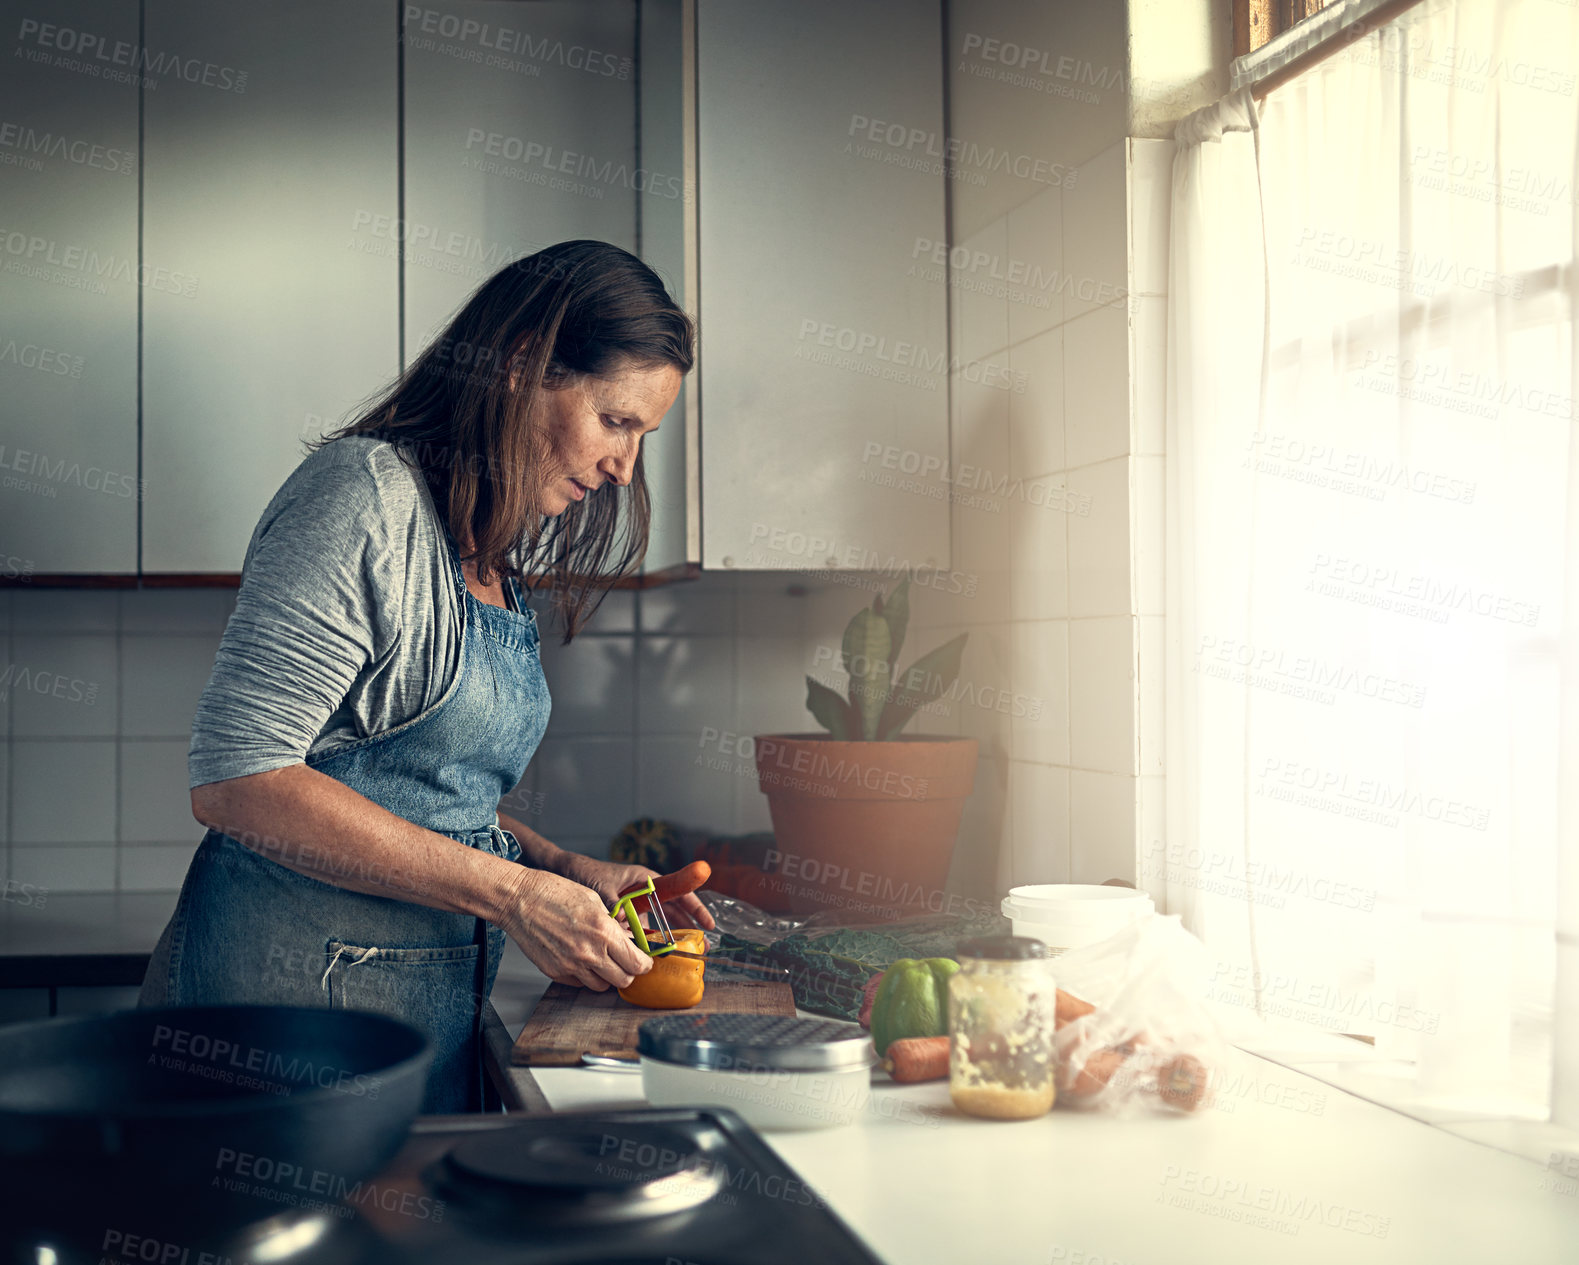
xmin=0 ymin=1004 xmax=431 ymax=1235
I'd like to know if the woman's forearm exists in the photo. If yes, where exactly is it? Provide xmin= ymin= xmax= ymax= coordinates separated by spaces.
xmin=191 ymin=764 xmax=530 ymax=925
xmin=495 ymin=809 xmax=574 ymax=875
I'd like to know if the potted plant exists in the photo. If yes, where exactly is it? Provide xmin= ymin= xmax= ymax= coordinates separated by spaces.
xmin=754 ymin=576 xmax=979 ymax=919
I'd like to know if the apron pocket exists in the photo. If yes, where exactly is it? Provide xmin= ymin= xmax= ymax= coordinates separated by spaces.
xmin=322 ymin=938 xmax=486 ymax=1029
xmin=323 ymin=938 xmax=489 ymax=1114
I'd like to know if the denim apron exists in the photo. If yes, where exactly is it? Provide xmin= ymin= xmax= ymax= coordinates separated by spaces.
xmin=142 ymin=525 xmax=550 ymax=1114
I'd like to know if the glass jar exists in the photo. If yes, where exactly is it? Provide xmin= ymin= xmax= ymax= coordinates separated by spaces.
xmin=948 ymin=935 xmax=1056 ymax=1120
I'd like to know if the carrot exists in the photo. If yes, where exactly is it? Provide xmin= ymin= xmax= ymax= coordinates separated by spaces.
xmin=882 ymin=1035 xmax=950 ymax=1083
xmin=1056 ymin=988 xmax=1095 ymax=1029
xmin=1063 ymin=1047 xmax=1132 ymax=1099
xmin=1156 ymin=1054 xmax=1209 ymax=1113
xmin=653 ymin=860 xmax=712 ymax=903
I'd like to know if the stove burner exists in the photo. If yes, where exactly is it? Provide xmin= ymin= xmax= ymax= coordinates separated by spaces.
xmin=437 ymin=1120 xmax=724 ymax=1226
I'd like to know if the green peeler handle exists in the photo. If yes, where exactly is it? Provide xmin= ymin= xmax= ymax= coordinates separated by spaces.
xmin=609 ymin=878 xmax=674 ymax=955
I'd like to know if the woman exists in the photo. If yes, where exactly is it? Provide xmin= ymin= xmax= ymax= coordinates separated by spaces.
xmin=140 ymin=240 xmax=710 ymax=1113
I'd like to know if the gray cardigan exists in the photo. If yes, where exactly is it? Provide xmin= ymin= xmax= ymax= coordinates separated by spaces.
xmin=188 ymin=436 xmax=477 ymax=789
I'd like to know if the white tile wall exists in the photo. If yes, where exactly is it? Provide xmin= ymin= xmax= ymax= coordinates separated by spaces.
xmin=1133 ymin=455 xmax=1166 ymax=616
xmin=637 ymin=635 xmax=735 ymax=736
xmin=733 ymin=574 xmax=811 ymax=640
xmin=949 ymin=359 xmax=1013 ymax=624
xmin=1068 ymin=616 xmax=1137 ymax=777
xmin=950 ymin=218 xmax=1010 ymax=363
xmin=1007 ymin=761 xmax=1070 ymax=887
xmin=118 ymin=589 xmax=234 ymax=635
xmin=1009 ymin=620 xmax=1069 ymax=767
xmin=924 ymin=113 xmax=1170 ymax=896
xmin=12 ymin=843 xmax=115 ymax=892
xmin=1008 ymin=325 xmax=1064 ymax=480
xmin=121 ymin=843 xmax=200 ymax=892
xmin=920 ymin=622 xmax=1012 ymax=763
xmin=10 ymin=635 xmax=117 ymax=737
xmin=1066 ymin=457 xmax=1132 ymax=618
xmin=11 ymin=592 xmax=116 ymax=635
xmin=1132 ymin=295 xmax=1168 ymax=457
xmin=1137 ymin=773 xmax=1167 ymax=907
xmin=1137 ymin=615 xmax=1166 ymax=778
xmin=537 ymin=634 xmax=635 ymax=736
xmin=1063 ymin=305 xmax=1132 ymax=469
xmin=1005 ymin=183 xmax=1064 ymax=348
xmin=639 ymin=578 xmax=732 ymax=636
xmin=1008 ymin=482 xmax=1068 ymax=623
xmin=733 ymin=637 xmax=813 ymax=740
xmin=121 ymin=636 xmax=219 ymax=738
xmin=578 ymin=589 xmax=636 ymax=634
xmin=533 ymin=735 xmax=635 ymax=847
xmin=120 ymin=739 xmax=195 ymax=843
xmin=13 ymin=739 xmax=116 ymax=844
xmin=1069 ymin=768 xmax=1137 ymax=883
xmin=1128 ymin=138 xmax=1174 ymax=298
xmin=1061 ymin=140 xmax=1128 ymax=322
xmin=1129 ymin=129 xmax=1171 ymax=895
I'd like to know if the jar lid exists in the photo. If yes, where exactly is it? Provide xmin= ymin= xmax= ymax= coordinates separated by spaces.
xmin=957 ymin=934 xmax=1050 ymax=961
xmin=636 ymin=1012 xmax=874 ymax=1073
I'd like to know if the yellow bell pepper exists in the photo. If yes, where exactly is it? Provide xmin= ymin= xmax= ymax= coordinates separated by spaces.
xmin=618 ymin=928 xmax=707 ymax=1009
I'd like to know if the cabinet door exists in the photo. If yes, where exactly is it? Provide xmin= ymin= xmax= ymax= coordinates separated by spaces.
xmin=637 ymin=0 xmax=697 ymax=572
xmin=696 ymin=0 xmax=948 ymax=572
xmin=141 ymin=0 xmax=399 ymax=573
xmin=400 ymin=1 xmax=638 ymax=353
xmin=0 ymin=0 xmax=140 ymax=574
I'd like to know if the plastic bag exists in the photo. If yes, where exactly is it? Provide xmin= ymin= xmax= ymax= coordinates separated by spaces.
xmin=1050 ymin=913 xmax=1225 ymax=1116
xmin=699 ymin=892 xmax=1010 ymax=1021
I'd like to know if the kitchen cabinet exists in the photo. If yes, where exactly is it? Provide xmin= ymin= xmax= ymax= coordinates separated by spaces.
xmin=399 ymin=0 xmax=695 ymax=574
xmin=141 ymin=0 xmax=399 ymax=574
xmin=0 ymin=0 xmax=140 ymax=574
xmin=0 ymin=0 xmax=944 ymax=583
xmin=636 ymin=0 xmax=698 ymax=573
xmin=400 ymin=0 xmax=703 ymax=576
xmin=693 ymin=0 xmax=950 ymax=572
xmin=400 ymin=0 xmax=638 ymax=351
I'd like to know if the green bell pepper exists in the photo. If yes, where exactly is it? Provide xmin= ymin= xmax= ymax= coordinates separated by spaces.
xmin=869 ymin=957 xmax=960 ymax=1057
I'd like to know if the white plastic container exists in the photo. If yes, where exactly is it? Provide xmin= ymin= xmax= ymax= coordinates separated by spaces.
xmin=1000 ymin=884 xmax=1155 ymax=955
xmin=636 ymin=1013 xmax=874 ymax=1131
xmin=640 ymin=1056 xmax=872 ymax=1131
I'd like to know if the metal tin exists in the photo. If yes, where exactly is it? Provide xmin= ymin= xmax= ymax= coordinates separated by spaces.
xmin=636 ymin=1013 xmax=873 ymax=1073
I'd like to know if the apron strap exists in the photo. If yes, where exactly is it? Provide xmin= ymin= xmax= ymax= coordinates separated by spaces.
xmin=320 ymin=944 xmax=380 ymax=992
xmin=472 ymin=915 xmax=489 ymax=1113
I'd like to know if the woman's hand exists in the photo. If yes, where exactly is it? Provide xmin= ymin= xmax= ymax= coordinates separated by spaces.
xmin=558 ymin=855 xmax=717 ymax=933
xmin=499 ymin=866 xmax=654 ymax=991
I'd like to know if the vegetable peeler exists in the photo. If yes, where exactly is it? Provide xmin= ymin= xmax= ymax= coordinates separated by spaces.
xmin=610 ymin=876 xmax=679 ymax=956
xmin=610 ymin=860 xmax=712 ymax=956
xmin=609 ymin=862 xmax=790 ymax=979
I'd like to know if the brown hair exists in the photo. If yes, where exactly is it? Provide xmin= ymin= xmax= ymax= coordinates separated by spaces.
xmin=315 ymin=240 xmax=694 ymax=639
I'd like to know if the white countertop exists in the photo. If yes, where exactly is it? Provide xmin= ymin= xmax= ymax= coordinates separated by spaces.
xmin=530 ymin=1045 xmax=1579 ymax=1265
xmin=14 ymin=901 xmax=1579 ymax=1262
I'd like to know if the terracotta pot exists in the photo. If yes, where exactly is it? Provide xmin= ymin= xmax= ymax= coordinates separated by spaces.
xmin=753 ymin=733 xmax=978 ymax=920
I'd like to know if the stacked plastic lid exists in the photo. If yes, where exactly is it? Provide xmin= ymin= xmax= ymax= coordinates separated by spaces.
xmin=637 ymin=1013 xmax=873 ymax=1073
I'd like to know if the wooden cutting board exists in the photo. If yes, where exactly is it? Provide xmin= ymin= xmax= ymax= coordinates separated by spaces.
xmin=510 ymin=978 xmax=797 ymax=1066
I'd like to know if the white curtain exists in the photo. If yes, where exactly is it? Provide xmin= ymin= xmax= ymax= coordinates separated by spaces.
xmin=1166 ymin=0 xmax=1579 ymax=1119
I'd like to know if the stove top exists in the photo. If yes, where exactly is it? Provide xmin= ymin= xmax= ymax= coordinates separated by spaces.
xmin=21 ymin=1108 xmax=883 ymax=1265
